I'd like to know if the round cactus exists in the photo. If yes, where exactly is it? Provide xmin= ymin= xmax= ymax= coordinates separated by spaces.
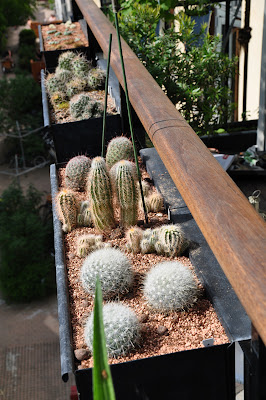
xmin=87 ymin=157 xmax=115 ymax=232
xmin=84 ymin=302 xmax=140 ymax=357
xmin=72 ymin=53 xmax=91 ymax=78
xmin=66 ymin=77 xmax=87 ymax=99
xmin=110 ymin=160 xmax=138 ymax=228
xmin=81 ymin=247 xmax=133 ymax=298
xmin=65 ymin=155 xmax=91 ymax=191
xmin=55 ymin=67 xmax=72 ymax=83
xmin=56 ymin=189 xmax=78 ymax=233
xmin=106 ymin=136 xmax=134 ymax=169
xmin=145 ymin=192 xmax=164 ymax=213
xmin=155 ymin=224 xmax=189 ymax=257
xmin=125 ymin=226 xmax=143 ymax=254
xmin=58 ymin=51 xmax=76 ymax=71
xmin=87 ymin=68 xmax=105 ymax=90
xmin=76 ymin=233 xmax=110 ymax=257
xmin=69 ymin=93 xmax=91 ymax=120
xmin=143 ymin=261 xmax=199 ymax=312
xmin=45 ymin=73 xmax=66 ymax=96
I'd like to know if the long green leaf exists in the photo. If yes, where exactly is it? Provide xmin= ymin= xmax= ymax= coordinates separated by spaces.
xmin=92 ymin=277 xmax=116 ymax=400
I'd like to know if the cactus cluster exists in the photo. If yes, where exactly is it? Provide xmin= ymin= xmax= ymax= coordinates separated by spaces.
xmin=81 ymin=247 xmax=133 ymax=298
xmin=110 ymin=160 xmax=138 ymax=228
xmin=84 ymin=302 xmax=140 ymax=357
xmin=76 ymin=234 xmax=110 ymax=257
xmin=56 ymin=189 xmax=78 ymax=233
xmin=143 ymin=261 xmax=199 ymax=312
xmin=65 ymin=155 xmax=91 ymax=191
xmin=87 ymin=157 xmax=115 ymax=232
xmin=106 ymin=136 xmax=134 ymax=169
xmin=69 ymin=93 xmax=103 ymax=121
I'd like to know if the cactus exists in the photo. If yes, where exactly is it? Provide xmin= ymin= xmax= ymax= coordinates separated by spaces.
xmin=140 ymin=228 xmax=159 ymax=254
xmin=50 ymin=91 xmax=67 ymax=107
xmin=47 ymin=29 xmax=57 ymax=34
xmin=88 ymin=101 xmax=103 ymax=118
xmin=55 ymin=67 xmax=72 ymax=83
xmin=138 ymin=180 xmax=151 ymax=197
xmin=77 ymin=200 xmax=93 ymax=227
xmin=84 ymin=302 xmax=140 ymax=357
xmin=145 ymin=192 xmax=164 ymax=213
xmin=58 ymin=51 xmax=76 ymax=71
xmin=56 ymin=189 xmax=78 ymax=233
xmin=87 ymin=157 xmax=115 ymax=232
xmin=125 ymin=226 xmax=143 ymax=254
xmin=72 ymin=53 xmax=91 ymax=78
xmin=106 ymin=136 xmax=134 ymax=169
xmin=63 ymin=30 xmax=72 ymax=36
xmin=155 ymin=224 xmax=189 ymax=257
xmin=69 ymin=93 xmax=91 ymax=120
xmin=76 ymin=234 xmax=110 ymax=257
xmin=45 ymin=73 xmax=66 ymax=96
xmin=66 ymin=77 xmax=87 ymax=98
xmin=143 ymin=261 xmax=199 ymax=312
xmin=81 ymin=247 xmax=133 ymax=298
xmin=110 ymin=160 xmax=138 ymax=228
xmin=87 ymin=68 xmax=106 ymax=90
xmin=65 ymin=155 xmax=91 ymax=191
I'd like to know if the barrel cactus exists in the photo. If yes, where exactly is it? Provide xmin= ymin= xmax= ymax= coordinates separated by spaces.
xmin=87 ymin=68 xmax=105 ymax=90
xmin=56 ymin=189 xmax=78 ymax=233
xmin=143 ymin=261 xmax=199 ymax=312
xmin=106 ymin=136 xmax=134 ymax=169
xmin=110 ymin=160 xmax=138 ymax=228
xmin=76 ymin=234 xmax=110 ymax=257
xmin=155 ymin=224 xmax=189 ymax=257
xmin=58 ymin=51 xmax=76 ymax=71
xmin=65 ymin=155 xmax=91 ymax=191
xmin=77 ymin=200 xmax=93 ymax=227
xmin=81 ymin=247 xmax=133 ymax=298
xmin=84 ymin=302 xmax=140 ymax=357
xmin=87 ymin=157 xmax=115 ymax=232
xmin=125 ymin=226 xmax=143 ymax=254
xmin=145 ymin=192 xmax=164 ymax=213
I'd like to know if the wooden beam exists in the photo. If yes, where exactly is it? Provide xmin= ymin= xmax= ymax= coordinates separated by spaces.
xmin=76 ymin=0 xmax=266 ymax=344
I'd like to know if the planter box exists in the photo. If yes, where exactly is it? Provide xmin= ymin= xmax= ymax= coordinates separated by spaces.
xmin=41 ymin=66 xmax=122 ymax=163
xmin=50 ymin=147 xmax=251 ymax=399
xmin=38 ymin=20 xmax=91 ymax=73
xmin=200 ymin=130 xmax=257 ymax=154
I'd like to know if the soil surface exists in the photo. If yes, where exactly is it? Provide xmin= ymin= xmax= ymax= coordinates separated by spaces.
xmin=42 ymin=22 xmax=88 ymax=51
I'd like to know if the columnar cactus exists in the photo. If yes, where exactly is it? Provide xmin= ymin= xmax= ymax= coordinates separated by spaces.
xmin=58 ymin=51 xmax=76 ymax=71
xmin=76 ymin=233 xmax=109 ymax=257
xmin=110 ymin=160 xmax=138 ymax=228
xmin=87 ymin=157 xmax=115 ymax=232
xmin=106 ymin=136 xmax=134 ymax=169
xmin=87 ymin=68 xmax=105 ymax=90
xmin=143 ymin=261 xmax=199 ymax=312
xmin=80 ymin=247 xmax=133 ymax=298
xmin=155 ymin=224 xmax=189 ymax=257
xmin=144 ymin=192 xmax=164 ymax=213
xmin=77 ymin=200 xmax=93 ymax=227
xmin=56 ymin=189 xmax=78 ymax=233
xmin=125 ymin=226 xmax=143 ymax=254
xmin=84 ymin=303 xmax=140 ymax=357
xmin=65 ymin=155 xmax=91 ymax=191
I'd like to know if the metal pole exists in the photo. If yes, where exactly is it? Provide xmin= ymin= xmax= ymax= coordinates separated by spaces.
xmin=16 ymin=121 xmax=26 ymax=169
xmin=15 ymin=154 xmax=20 ymax=185
xmin=112 ymin=0 xmax=148 ymax=224
xmin=102 ymin=33 xmax=112 ymax=158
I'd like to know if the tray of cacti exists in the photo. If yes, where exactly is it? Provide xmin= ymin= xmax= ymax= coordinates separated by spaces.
xmin=39 ymin=20 xmax=91 ymax=72
xmin=41 ymin=50 xmax=122 ymax=163
xmin=50 ymin=136 xmax=236 ymax=400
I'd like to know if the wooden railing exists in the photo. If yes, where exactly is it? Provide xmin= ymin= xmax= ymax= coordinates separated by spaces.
xmin=76 ymin=0 xmax=266 ymax=345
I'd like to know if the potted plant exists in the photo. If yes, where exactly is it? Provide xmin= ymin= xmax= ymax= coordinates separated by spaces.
xmin=41 ymin=50 xmax=122 ymax=162
xmin=50 ymin=137 xmax=250 ymax=399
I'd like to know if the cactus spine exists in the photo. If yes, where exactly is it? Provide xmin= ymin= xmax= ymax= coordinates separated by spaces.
xmin=87 ymin=157 xmax=115 ymax=232
xmin=81 ymin=247 xmax=133 ymax=298
xmin=110 ymin=160 xmax=138 ymax=228
xmin=56 ymin=189 xmax=78 ymax=233
xmin=84 ymin=303 xmax=140 ymax=357
xmin=65 ymin=155 xmax=91 ymax=191
xmin=143 ymin=261 xmax=199 ymax=312
xmin=106 ymin=136 xmax=134 ymax=169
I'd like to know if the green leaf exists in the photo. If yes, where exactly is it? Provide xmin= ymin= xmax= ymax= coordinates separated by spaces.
xmin=92 ymin=278 xmax=116 ymax=400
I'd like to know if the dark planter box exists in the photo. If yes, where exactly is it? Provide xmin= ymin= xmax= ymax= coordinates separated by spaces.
xmin=38 ymin=20 xmax=92 ymax=73
xmin=200 ymin=129 xmax=257 ymax=154
xmin=50 ymin=147 xmax=251 ymax=399
xmin=41 ymin=66 xmax=122 ymax=163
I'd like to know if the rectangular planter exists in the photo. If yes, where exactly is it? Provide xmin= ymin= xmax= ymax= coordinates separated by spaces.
xmin=50 ymin=147 xmax=251 ymax=399
xmin=41 ymin=65 xmax=122 ymax=163
xmin=38 ymin=20 xmax=91 ymax=73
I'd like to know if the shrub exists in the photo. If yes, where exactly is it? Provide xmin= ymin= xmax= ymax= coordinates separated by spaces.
xmin=19 ymin=29 xmax=36 ymax=46
xmin=0 ymin=183 xmax=54 ymax=302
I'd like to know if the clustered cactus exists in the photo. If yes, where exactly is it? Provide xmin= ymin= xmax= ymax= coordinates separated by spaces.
xmin=143 ymin=261 xmax=199 ymax=312
xmin=106 ymin=136 xmax=134 ymax=169
xmin=65 ymin=155 xmax=91 ymax=191
xmin=87 ymin=157 xmax=115 ymax=232
xmin=81 ymin=247 xmax=133 ymax=298
xmin=84 ymin=303 xmax=140 ymax=357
